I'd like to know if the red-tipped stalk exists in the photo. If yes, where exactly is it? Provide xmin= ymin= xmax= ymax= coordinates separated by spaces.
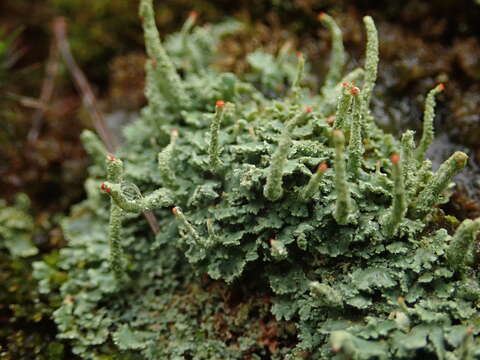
xmin=333 ymin=130 xmax=352 ymax=225
xmin=346 ymin=87 xmax=363 ymax=175
xmin=333 ymin=82 xmax=354 ymax=130
xmin=172 ymin=206 xmax=202 ymax=245
xmin=301 ymin=162 xmax=329 ymax=201
xmin=382 ymin=154 xmax=406 ymax=237
xmin=209 ymin=100 xmax=226 ymax=171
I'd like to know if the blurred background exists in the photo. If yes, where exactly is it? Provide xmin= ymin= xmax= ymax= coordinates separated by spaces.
xmin=1 ymin=0 xmax=480 ymax=358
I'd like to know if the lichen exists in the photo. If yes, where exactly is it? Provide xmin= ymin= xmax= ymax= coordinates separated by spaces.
xmin=35 ymin=1 xmax=480 ymax=358
xmin=0 ymin=194 xmax=37 ymax=257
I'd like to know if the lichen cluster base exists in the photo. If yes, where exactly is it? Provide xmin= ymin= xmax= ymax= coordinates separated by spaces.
xmin=35 ymin=1 xmax=480 ymax=358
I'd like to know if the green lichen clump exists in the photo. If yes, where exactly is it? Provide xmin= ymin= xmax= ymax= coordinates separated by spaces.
xmin=36 ymin=1 xmax=480 ymax=358
xmin=0 ymin=194 xmax=37 ymax=257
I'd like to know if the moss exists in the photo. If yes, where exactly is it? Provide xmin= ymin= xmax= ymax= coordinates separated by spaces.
xmin=0 ymin=250 xmax=70 ymax=359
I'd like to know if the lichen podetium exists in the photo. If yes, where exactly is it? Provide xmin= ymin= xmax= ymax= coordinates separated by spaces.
xmin=35 ymin=1 xmax=480 ymax=358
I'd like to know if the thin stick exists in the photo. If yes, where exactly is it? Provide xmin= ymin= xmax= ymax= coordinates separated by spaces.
xmin=28 ymin=38 xmax=60 ymax=142
xmin=53 ymin=17 xmax=117 ymax=152
xmin=53 ymin=17 xmax=160 ymax=234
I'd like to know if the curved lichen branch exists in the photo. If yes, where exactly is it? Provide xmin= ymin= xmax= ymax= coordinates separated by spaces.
xmin=209 ymin=100 xmax=226 ymax=171
xmin=318 ymin=13 xmax=345 ymax=93
xmin=382 ymin=154 xmax=407 ymax=237
xmin=301 ymin=162 xmax=328 ymax=201
xmin=411 ymin=151 xmax=468 ymax=218
xmin=415 ymin=84 xmax=445 ymax=162
xmin=158 ymin=129 xmax=179 ymax=188
xmin=264 ymin=108 xmax=311 ymax=201
xmin=361 ymin=16 xmax=379 ymax=116
xmin=101 ymin=155 xmax=172 ymax=280
xmin=333 ymin=130 xmax=352 ymax=225
xmin=139 ymin=0 xmax=191 ymax=110
xmin=446 ymin=218 xmax=480 ymax=271
xmin=101 ymin=182 xmax=173 ymax=213
xmin=346 ymin=87 xmax=363 ymax=175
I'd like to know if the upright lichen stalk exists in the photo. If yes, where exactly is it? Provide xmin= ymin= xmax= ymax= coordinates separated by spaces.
xmin=103 ymin=155 xmax=124 ymax=281
xmin=361 ymin=16 xmax=378 ymax=119
xmin=415 ymin=83 xmax=445 ymax=162
xmin=447 ymin=218 xmax=480 ymax=270
xmin=400 ymin=130 xmax=416 ymax=196
xmin=158 ymin=129 xmax=179 ymax=188
xmin=382 ymin=154 xmax=407 ymax=237
xmin=346 ymin=87 xmax=363 ymax=176
xmin=333 ymin=83 xmax=354 ymax=131
xmin=209 ymin=100 xmax=225 ymax=172
xmin=264 ymin=108 xmax=310 ymax=201
xmin=139 ymin=0 xmax=191 ymax=110
xmin=412 ymin=151 xmax=468 ymax=218
xmin=333 ymin=130 xmax=352 ymax=225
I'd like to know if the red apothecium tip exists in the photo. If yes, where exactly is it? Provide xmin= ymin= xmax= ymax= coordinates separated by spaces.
xmin=318 ymin=162 xmax=328 ymax=172
xmin=350 ymin=87 xmax=360 ymax=95
xmin=390 ymin=154 xmax=400 ymax=164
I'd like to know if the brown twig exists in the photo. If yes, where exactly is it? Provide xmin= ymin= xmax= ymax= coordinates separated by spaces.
xmin=28 ymin=38 xmax=60 ymax=142
xmin=53 ymin=16 xmax=160 ymax=235
xmin=6 ymin=93 xmax=46 ymax=109
xmin=53 ymin=17 xmax=117 ymax=152
xmin=143 ymin=211 xmax=161 ymax=234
